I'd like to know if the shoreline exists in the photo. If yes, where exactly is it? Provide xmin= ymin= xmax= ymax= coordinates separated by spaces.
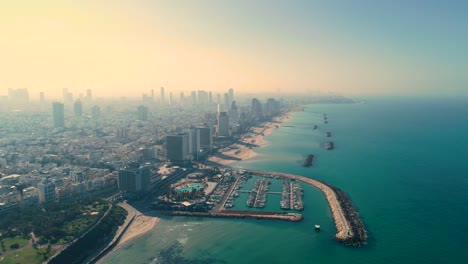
xmin=95 ymin=203 xmax=160 ymax=264
xmin=207 ymin=113 xmax=291 ymax=166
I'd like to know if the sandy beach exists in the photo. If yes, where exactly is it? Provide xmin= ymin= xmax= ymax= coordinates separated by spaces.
xmin=96 ymin=203 xmax=159 ymax=264
xmin=116 ymin=213 xmax=159 ymax=247
xmin=208 ymin=114 xmax=290 ymax=166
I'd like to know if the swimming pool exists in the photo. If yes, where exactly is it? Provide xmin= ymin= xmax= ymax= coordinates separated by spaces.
xmin=176 ymin=183 xmax=204 ymax=192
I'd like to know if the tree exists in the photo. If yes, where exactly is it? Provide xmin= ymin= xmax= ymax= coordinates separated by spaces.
xmin=10 ymin=243 xmax=19 ymax=250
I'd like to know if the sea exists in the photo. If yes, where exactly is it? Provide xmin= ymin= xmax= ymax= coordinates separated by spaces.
xmin=102 ymin=96 xmax=468 ymax=264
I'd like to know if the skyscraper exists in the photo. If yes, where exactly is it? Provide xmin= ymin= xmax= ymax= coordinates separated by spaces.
xmin=52 ymin=102 xmax=65 ymax=128
xmin=197 ymin=90 xmax=208 ymax=105
xmin=138 ymin=105 xmax=149 ymax=121
xmin=208 ymin=92 xmax=213 ymax=105
xmin=167 ymin=134 xmax=188 ymax=162
xmin=265 ymin=98 xmax=281 ymax=118
xmin=118 ymin=164 xmax=151 ymax=200
xmin=197 ymin=127 xmax=213 ymax=150
xmin=160 ymin=87 xmax=165 ymax=104
xmin=251 ymin=98 xmax=264 ymax=121
xmin=74 ymin=99 xmax=83 ymax=117
xmin=39 ymin=92 xmax=45 ymax=104
xmin=86 ymin=89 xmax=92 ymax=101
xmin=224 ymin=93 xmax=230 ymax=113
xmin=217 ymin=112 xmax=229 ymax=137
xmin=228 ymin=88 xmax=234 ymax=107
xmin=184 ymin=128 xmax=201 ymax=158
xmin=91 ymin=105 xmax=101 ymax=119
xmin=180 ymin=92 xmax=184 ymax=104
xmin=230 ymin=101 xmax=239 ymax=124
xmin=191 ymin=91 xmax=197 ymax=105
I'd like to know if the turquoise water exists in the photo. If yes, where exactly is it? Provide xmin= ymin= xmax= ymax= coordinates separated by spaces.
xmin=176 ymin=183 xmax=204 ymax=193
xmin=103 ymin=97 xmax=468 ymax=264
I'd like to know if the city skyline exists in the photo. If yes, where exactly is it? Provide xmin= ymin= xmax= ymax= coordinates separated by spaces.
xmin=1 ymin=1 xmax=467 ymax=98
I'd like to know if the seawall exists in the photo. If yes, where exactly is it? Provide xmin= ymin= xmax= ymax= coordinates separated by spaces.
xmin=161 ymin=210 xmax=302 ymax=222
xmin=253 ymin=171 xmax=367 ymax=246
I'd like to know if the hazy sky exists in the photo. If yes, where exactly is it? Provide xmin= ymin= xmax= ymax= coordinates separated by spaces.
xmin=1 ymin=0 xmax=467 ymax=98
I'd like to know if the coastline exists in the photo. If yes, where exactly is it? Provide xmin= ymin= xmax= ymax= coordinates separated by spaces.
xmin=207 ymin=113 xmax=290 ymax=166
xmin=95 ymin=203 xmax=160 ymax=264
xmin=252 ymin=171 xmax=367 ymax=246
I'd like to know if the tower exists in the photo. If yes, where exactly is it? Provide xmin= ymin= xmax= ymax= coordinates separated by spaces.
xmin=138 ymin=105 xmax=149 ymax=121
xmin=217 ymin=112 xmax=229 ymax=137
xmin=167 ymin=134 xmax=189 ymax=163
xmin=74 ymin=99 xmax=83 ymax=117
xmin=52 ymin=102 xmax=65 ymax=128
xmin=118 ymin=164 xmax=151 ymax=200
xmin=160 ymin=87 xmax=165 ymax=104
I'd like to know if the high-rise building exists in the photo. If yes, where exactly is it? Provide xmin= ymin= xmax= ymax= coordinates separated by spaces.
xmin=8 ymin=88 xmax=29 ymax=108
xmin=37 ymin=180 xmax=56 ymax=203
xmin=151 ymin=89 xmax=155 ymax=100
xmin=74 ymin=99 xmax=83 ymax=117
xmin=138 ymin=105 xmax=149 ymax=121
xmin=197 ymin=127 xmax=213 ymax=150
xmin=228 ymin=88 xmax=234 ymax=107
xmin=118 ymin=164 xmax=151 ymax=200
xmin=184 ymin=128 xmax=201 ymax=158
xmin=224 ymin=93 xmax=230 ymax=113
xmin=86 ymin=89 xmax=92 ymax=101
xmin=217 ymin=112 xmax=229 ymax=137
xmin=63 ymin=88 xmax=73 ymax=103
xmin=167 ymin=134 xmax=188 ymax=162
xmin=117 ymin=128 xmax=128 ymax=139
xmin=251 ymin=98 xmax=264 ymax=122
xmin=230 ymin=101 xmax=239 ymax=124
xmin=197 ymin=90 xmax=208 ymax=105
xmin=217 ymin=93 xmax=221 ymax=105
xmin=265 ymin=98 xmax=281 ymax=118
xmin=91 ymin=105 xmax=101 ymax=119
xmin=180 ymin=92 xmax=184 ymax=104
xmin=52 ymin=102 xmax=65 ymax=128
xmin=191 ymin=91 xmax=197 ymax=105
xmin=160 ymin=87 xmax=165 ymax=104
xmin=169 ymin=92 xmax=173 ymax=105
xmin=208 ymin=92 xmax=213 ymax=105
xmin=39 ymin=92 xmax=45 ymax=104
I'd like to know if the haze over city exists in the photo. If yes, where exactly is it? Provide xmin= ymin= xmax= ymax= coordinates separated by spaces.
xmin=1 ymin=2 xmax=468 ymax=264
xmin=1 ymin=0 xmax=467 ymax=98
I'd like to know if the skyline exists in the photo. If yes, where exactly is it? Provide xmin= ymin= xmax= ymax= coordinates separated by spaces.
xmin=1 ymin=0 xmax=467 ymax=98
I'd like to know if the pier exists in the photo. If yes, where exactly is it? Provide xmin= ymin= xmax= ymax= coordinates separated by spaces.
xmin=164 ymin=210 xmax=302 ymax=222
xmin=252 ymin=171 xmax=367 ymax=246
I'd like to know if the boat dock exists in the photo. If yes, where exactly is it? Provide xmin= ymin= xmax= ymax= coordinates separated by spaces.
xmin=252 ymin=171 xmax=367 ymax=246
xmin=280 ymin=180 xmax=304 ymax=210
xmin=166 ymin=210 xmax=302 ymax=222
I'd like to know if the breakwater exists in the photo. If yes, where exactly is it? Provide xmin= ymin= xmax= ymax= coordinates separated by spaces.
xmin=326 ymin=184 xmax=368 ymax=246
xmin=253 ymin=171 xmax=367 ymax=246
xmin=302 ymin=154 xmax=315 ymax=167
xmin=162 ymin=210 xmax=302 ymax=222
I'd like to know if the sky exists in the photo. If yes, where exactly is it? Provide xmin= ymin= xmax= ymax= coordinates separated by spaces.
xmin=1 ymin=0 xmax=467 ymax=98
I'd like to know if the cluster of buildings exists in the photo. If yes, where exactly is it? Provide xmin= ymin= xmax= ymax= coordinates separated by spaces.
xmin=0 ymin=87 xmax=288 ymax=211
